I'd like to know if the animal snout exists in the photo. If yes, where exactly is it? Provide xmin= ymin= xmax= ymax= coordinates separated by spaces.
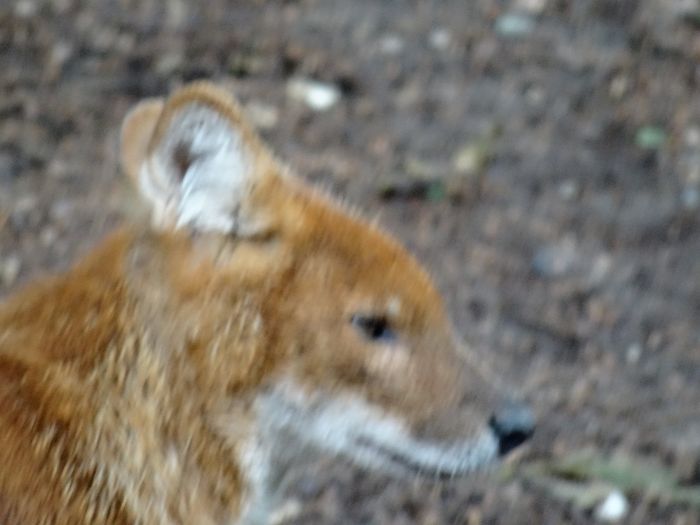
xmin=488 ymin=401 xmax=535 ymax=456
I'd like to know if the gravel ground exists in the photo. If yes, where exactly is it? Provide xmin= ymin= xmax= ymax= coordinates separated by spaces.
xmin=1 ymin=1 xmax=700 ymax=523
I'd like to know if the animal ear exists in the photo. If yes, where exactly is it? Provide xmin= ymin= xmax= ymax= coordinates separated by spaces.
xmin=120 ymin=82 xmax=275 ymax=235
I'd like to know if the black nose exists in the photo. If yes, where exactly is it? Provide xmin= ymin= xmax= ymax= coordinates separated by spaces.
xmin=489 ymin=401 xmax=535 ymax=456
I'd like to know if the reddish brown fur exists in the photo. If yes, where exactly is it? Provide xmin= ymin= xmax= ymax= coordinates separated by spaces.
xmin=0 ymin=83 xmax=504 ymax=524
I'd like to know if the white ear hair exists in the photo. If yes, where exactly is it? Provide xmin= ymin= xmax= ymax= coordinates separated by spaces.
xmin=140 ymin=103 xmax=255 ymax=233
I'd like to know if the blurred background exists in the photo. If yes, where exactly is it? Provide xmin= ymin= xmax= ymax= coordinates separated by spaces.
xmin=1 ymin=0 xmax=699 ymax=523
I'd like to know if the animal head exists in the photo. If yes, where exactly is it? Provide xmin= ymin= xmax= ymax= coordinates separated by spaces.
xmin=120 ymin=82 xmax=533 ymax=479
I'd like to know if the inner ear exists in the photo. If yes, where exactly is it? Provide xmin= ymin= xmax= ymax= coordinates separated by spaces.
xmin=172 ymin=142 xmax=196 ymax=181
xmin=144 ymin=102 xmax=259 ymax=234
xmin=155 ymin=103 xmax=246 ymax=183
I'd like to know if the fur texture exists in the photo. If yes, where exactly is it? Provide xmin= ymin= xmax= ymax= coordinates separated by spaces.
xmin=0 ymin=82 xmax=514 ymax=524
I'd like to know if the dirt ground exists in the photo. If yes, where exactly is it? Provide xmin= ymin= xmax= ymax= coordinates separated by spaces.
xmin=1 ymin=1 xmax=700 ymax=523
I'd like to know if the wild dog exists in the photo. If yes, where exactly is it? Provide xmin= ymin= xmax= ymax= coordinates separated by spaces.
xmin=0 ymin=82 xmax=533 ymax=524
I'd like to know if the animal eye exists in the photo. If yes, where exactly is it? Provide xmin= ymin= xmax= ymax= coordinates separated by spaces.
xmin=350 ymin=314 xmax=396 ymax=343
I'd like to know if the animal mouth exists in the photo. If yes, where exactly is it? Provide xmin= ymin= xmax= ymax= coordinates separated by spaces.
xmin=354 ymin=436 xmax=488 ymax=480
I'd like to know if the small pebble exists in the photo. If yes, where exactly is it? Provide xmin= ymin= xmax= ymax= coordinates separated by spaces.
xmin=453 ymin=143 xmax=488 ymax=176
xmin=246 ymin=101 xmax=279 ymax=130
xmin=685 ymin=126 xmax=700 ymax=148
xmin=609 ymin=74 xmax=629 ymax=100
xmin=50 ymin=199 xmax=75 ymax=224
xmin=681 ymin=186 xmax=699 ymax=210
xmin=595 ymin=490 xmax=629 ymax=523
xmin=588 ymin=253 xmax=612 ymax=286
xmin=1 ymin=256 xmax=21 ymax=287
xmin=40 ymin=227 xmax=58 ymax=247
xmin=495 ymin=13 xmax=535 ymax=37
xmin=516 ymin=0 xmax=547 ymax=13
xmin=49 ymin=41 xmax=72 ymax=71
xmin=287 ymin=78 xmax=341 ymax=112
xmin=466 ymin=507 xmax=483 ymax=525
xmin=14 ymin=195 xmax=37 ymax=215
xmin=525 ymin=85 xmax=545 ymax=106
xmin=531 ymin=238 xmax=578 ymax=278
xmin=558 ymin=180 xmax=579 ymax=200
xmin=14 ymin=0 xmax=38 ymax=18
xmin=625 ymin=343 xmax=642 ymax=364
xmin=687 ymin=163 xmax=700 ymax=184
xmin=378 ymin=34 xmax=404 ymax=55
xmin=50 ymin=0 xmax=73 ymax=13
xmin=429 ymin=28 xmax=452 ymax=50
xmin=155 ymin=51 xmax=184 ymax=75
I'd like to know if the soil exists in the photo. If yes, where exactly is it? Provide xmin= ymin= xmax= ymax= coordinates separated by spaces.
xmin=1 ymin=1 xmax=699 ymax=523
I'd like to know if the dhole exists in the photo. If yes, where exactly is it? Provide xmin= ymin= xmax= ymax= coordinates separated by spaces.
xmin=0 ymin=82 xmax=533 ymax=524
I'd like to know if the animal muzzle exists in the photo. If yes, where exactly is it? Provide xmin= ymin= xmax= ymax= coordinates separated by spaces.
xmin=488 ymin=400 xmax=535 ymax=456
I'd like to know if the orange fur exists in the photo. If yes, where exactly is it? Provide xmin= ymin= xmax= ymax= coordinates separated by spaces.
xmin=0 ymin=82 xmax=528 ymax=524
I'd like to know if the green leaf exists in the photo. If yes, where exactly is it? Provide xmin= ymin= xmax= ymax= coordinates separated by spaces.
xmin=635 ymin=126 xmax=667 ymax=150
xmin=426 ymin=181 xmax=446 ymax=202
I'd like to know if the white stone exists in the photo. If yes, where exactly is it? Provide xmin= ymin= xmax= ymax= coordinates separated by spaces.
xmin=378 ymin=34 xmax=404 ymax=55
xmin=558 ymin=179 xmax=578 ymax=200
xmin=1 ymin=256 xmax=21 ymax=287
xmin=15 ymin=0 xmax=37 ymax=18
xmin=429 ymin=28 xmax=452 ymax=50
xmin=625 ymin=343 xmax=642 ymax=364
xmin=685 ymin=126 xmax=700 ymax=148
xmin=595 ymin=490 xmax=629 ymax=523
xmin=516 ymin=0 xmax=547 ymax=13
xmin=495 ymin=13 xmax=534 ymax=37
xmin=287 ymin=78 xmax=341 ymax=112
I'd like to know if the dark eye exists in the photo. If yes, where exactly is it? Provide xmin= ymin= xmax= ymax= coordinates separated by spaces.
xmin=350 ymin=314 xmax=396 ymax=343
